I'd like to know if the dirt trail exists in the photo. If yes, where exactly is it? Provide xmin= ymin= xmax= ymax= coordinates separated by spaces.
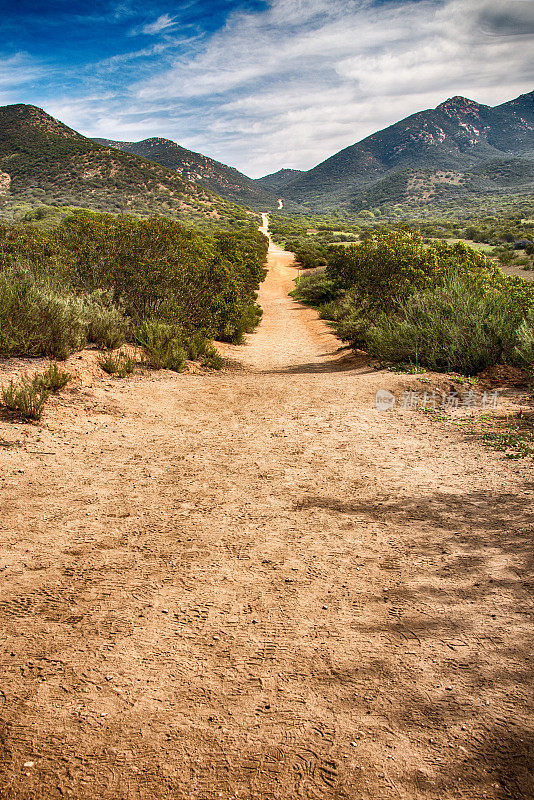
xmin=0 ymin=220 xmax=532 ymax=799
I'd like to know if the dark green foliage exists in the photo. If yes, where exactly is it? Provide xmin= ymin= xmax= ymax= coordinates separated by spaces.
xmin=290 ymin=270 xmax=340 ymax=306
xmin=285 ymin=239 xmax=328 ymax=268
xmin=296 ymin=226 xmax=534 ymax=374
xmin=56 ymin=213 xmax=267 ymax=341
xmin=38 ymin=362 xmax=71 ymax=391
xmin=0 ymin=212 xmax=268 ymax=361
xmin=254 ymin=169 xmax=304 ymax=193
xmin=1 ymin=374 xmax=49 ymax=420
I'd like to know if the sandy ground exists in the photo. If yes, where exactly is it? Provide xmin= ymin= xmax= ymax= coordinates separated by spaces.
xmin=0 ymin=219 xmax=533 ymax=799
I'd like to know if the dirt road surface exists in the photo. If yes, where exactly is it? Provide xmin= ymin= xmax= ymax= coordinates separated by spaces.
xmin=0 ymin=220 xmax=533 ymax=799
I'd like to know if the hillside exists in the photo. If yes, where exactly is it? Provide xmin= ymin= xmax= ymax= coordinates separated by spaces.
xmin=280 ymin=91 xmax=534 ymax=209
xmin=350 ymin=158 xmax=534 ymax=212
xmin=94 ymin=136 xmax=279 ymax=210
xmin=0 ymin=104 xmax=252 ymax=225
xmin=254 ymin=168 xmax=304 ymax=193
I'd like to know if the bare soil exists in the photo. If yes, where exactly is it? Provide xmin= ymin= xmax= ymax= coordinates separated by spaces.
xmin=0 ymin=225 xmax=533 ymax=799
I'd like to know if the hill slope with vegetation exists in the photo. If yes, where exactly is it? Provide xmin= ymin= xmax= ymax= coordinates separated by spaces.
xmin=0 ymin=105 xmax=253 ymax=226
xmin=254 ymin=168 xmax=304 ymax=193
xmin=94 ymin=136 xmax=279 ymax=210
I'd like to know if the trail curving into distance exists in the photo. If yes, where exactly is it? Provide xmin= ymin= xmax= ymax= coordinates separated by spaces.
xmin=0 ymin=215 xmax=532 ymax=799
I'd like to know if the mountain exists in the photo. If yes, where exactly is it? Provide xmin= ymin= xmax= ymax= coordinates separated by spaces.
xmin=254 ymin=168 xmax=304 ymax=193
xmin=0 ymin=104 xmax=252 ymax=224
xmin=280 ymin=91 xmax=534 ymax=209
xmin=93 ymin=136 xmax=278 ymax=210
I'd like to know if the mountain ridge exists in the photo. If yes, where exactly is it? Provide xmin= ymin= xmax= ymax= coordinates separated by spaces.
xmin=278 ymin=91 xmax=534 ymax=209
xmin=93 ymin=135 xmax=279 ymax=210
xmin=0 ymin=104 xmax=253 ymax=224
xmin=254 ymin=168 xmax=304 ymax=193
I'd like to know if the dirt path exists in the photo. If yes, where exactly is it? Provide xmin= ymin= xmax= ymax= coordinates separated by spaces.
xmin=0 ymin=223 xmax=533 ymax=799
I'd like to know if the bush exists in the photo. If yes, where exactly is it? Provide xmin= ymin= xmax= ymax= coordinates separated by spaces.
xmin=58 ymin=215 xmax=267 ymax=339
xmin=326 ymin=228 xmax=507 ymax=312
xmin=135 ymin=320 xmax=186 ymax=372
xmin=0 ymin=213 xmax=268 ymax=364
xmin=290 ymin=270 xmax=340 ymax=307
xmin=316 ymin=226 xmax=534 ymax=374
xmin=0 ymin=269 xmax=87 ymax=359
xmin=513 ymin=312 xmax=534 ymax=369
xmin=360 ymin=274 xmax=527 ymax=374
xmin=201 ymin=344 xmax=225 ymax=370
xmin=181 ymin=331 xmax=210 ymax=361
xmin=38 ymin=362 xmax=71 ymax=391
xmin=82 ymin=290 xmax=127 ymax=349
xmin=219 ymin=303 xmax=263 ymax=344
xmin=1 ymin=374 xmax=49 ymax=420
xmin=98 ymin=350 xmax=136 ymax=377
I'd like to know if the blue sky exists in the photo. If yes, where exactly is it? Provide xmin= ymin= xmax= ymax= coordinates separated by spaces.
xmin=1 ymin=0 xmax=533 ymax=176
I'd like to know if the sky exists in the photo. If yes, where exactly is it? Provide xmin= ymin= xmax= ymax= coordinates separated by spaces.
xmin=1 ymin=0 xmax=533 ymax=177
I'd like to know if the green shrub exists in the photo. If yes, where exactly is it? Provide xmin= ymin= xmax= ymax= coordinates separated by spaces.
xmin=0 ymin=269 xmax=87 ymax=359
xmin=135 ymin=319 xmax=186 ymax=372
xmin=82 ymin=290 xmax=127 ymax=349
xmin=312 ymin=226 xmax=534 ymax=374
xmin=0 ymin=214 xmax=268 ymax=361
xmin=219 ymin=303 xmax=263 ymax=344
xmin=290 ymin=270 xmax=340 ymax=307
xmin=513 ymin=312 xmax=534 ymax=369
xmin=58 ymin=215 xmax=267 ymax=338
xmin=1 ymin=374 xmax=49 ymax=420
xmin=328 ymin=291 xmax=372 ymax=348
xmin=326 ymin=227 xmax=509 ymax=312
xmin=181 ymin=331 xmax=210 ymax=360
xmin=98 ymin=350 xmax=136 ymax=377
xmin=38 ymin=362 xmax=72 ymax=391
xmin=201 ymin=344 xmax=225 ymax=370
xmin=360 ymin=274 xmax=525 ymax=374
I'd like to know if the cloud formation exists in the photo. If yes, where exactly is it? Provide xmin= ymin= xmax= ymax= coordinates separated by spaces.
xmin=8 ymin=0 xmax=534 ymax=176
xmin=122 ymin=0 xmax=533 ymax=175
xmin=139 ymin=14 xmax=177 ymax=36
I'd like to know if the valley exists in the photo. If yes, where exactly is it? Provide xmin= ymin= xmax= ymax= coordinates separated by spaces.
xmin=0 ymin=80 xmax=532 ymax=800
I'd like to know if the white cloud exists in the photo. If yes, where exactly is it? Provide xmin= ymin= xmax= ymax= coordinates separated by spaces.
xmin=51 ymin=0 xmax=534 ymax=177
xmin=141 ymin=14 xmax=177 ymax=35
xmin=0 ymin=52 xmax=43 ymax=91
